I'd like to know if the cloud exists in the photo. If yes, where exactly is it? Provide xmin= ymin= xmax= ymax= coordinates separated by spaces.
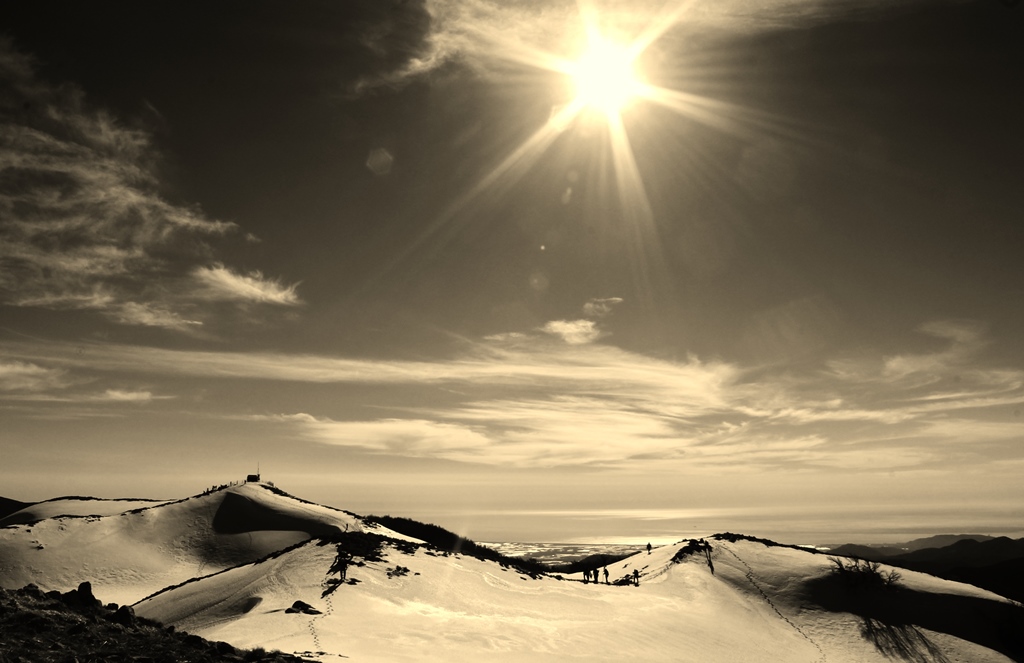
xmin=380 ymin=0 xmax=906 ymax=91
xmin=5 ymin=318 xmax=1023 ymax=472
xmin=0 ymin=360 xmax=70 ymax=392
xmin=541 ymin=319 xmax=601 ymax=345
xmin=248 ymin=413 xmax=492 ymax=461
xmin=111 ymin=302 xmax=202 ymax=330
xmin=191 ymin=264 xmax=301 ymax=305
xmin=340 ymin=0 xmax=437 ymax=94
xmin=882 ymin=320 xmax=988 ymax=379
xmin=0 ymin=40 xmax=299 ymax=330
xmin=100 ymin=389 xmax=157 ymax=403
xmin=0 ymin=360 xmax=168 ymax=403
xmin=582 ymin=297 xmax=623 ymax=318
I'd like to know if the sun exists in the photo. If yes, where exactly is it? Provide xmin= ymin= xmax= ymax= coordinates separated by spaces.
xmin=569 ymin=35 xmax=642 ymax=116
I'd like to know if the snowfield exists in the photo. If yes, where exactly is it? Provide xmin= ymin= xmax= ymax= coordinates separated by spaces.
xmin=3 ymin=483 xmax=1021 ymax=662
xmin=0 ymin=497 xmax=171 ymax=526
xmin=0 ymin=483 xmax=402 ymax=605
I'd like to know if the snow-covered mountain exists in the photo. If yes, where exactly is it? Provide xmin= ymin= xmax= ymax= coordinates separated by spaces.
xmin=0 ymin=482 xmax=407 ymax=605
xmin=2 ymin=483 xmax=1021 ymax=662
xmin=132 ymin=532 xmax=1022 ymax=663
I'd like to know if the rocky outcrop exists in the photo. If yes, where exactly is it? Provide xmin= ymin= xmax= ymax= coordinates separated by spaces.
xmin=0 ymin=583 xmax=308 ymax=662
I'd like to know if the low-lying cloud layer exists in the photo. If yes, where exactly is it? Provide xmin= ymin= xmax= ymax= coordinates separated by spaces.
xmin=3 ymin=318 xmax=1021 ymax=474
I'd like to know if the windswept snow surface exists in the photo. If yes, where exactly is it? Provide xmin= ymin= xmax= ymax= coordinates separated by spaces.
xmin=135 ymin=537 xmax=1020 ymax=663
xmin=0 ymin=497 xmax=170 ymax=526
xmin=0 ymin=484 xmax=392 ymax=605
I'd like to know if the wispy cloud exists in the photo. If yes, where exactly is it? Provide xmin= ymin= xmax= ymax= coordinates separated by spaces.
xmin=829 ymin=320 xmax=990 ymax=386
xmin=582 ymin=297 xmax=623 ymax=318
xmin=0 ymin=360 xmax=169 ymax=403
xmin=0 ymin=360 xmax=70 ymax=392
xmin=100 ymin=389 xmax=161 ymax=403
xmin=883 ymin=320 xmax=987 ymax=379
xmin=246 ymin=413 xmax=492 ymax=461
xmin=375 ymin=0 xmax=907 ymax=91
xmin=4 ymin=318 xmax=1021 ymax=472
xmin=112 ymin=302 xmax=202 ymax=330
xmin=540 ymin=319 xmax=602 ymax=345
xmin=191 ymin=264 xmax=301 ymax=305
xmin=0 ymin=40 xmax=300 ymax=330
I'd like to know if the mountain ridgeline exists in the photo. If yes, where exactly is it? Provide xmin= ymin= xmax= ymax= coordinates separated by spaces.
xmin=1 ymin=482 xmax=1022 ymax=662
xmin=828 ymin=535 xmax=1024 ymax=603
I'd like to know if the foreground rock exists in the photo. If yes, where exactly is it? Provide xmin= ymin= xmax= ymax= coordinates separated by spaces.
xmin=0 ymin=583 xmax=309 ymax=662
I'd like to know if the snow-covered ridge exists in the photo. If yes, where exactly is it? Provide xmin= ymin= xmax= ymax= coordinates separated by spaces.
xmin=135 ymin=532 xmax=1022 ymax=663
xmin=0 ymin=482 xmax=395 ymax=605
xmin=2 ymin=483 xmax=1021 ymax=662
xmin=0 ymin=496 xmax=172 ymax=526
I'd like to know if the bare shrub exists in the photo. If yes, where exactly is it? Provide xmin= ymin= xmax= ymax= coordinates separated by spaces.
xmin=828 ymin=556 xmax=901 ymax=590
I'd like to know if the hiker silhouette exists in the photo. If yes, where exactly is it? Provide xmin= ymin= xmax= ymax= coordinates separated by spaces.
xmin=603 ymin=567 xmax=609 ymax=584
xmin=647 ymin=543 xmax=652 ymax=554
xmin=632 ymin=569 xmax=640 ymax=586
xmin=704 ymin=544 xmax=715 ymax=575
xmin=333 ymin=551 xmax=352 ymax=581
xmin=583 ymin=569 xmax=590 ymax=584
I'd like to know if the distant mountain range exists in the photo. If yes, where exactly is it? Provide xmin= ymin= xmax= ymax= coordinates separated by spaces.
xmin=827 ymin=535 xmax=1024 ymax=603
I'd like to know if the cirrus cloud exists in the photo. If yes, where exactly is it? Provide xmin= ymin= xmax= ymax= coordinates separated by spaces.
xmin=4 ymin=318 xmax=1023 ymax=473
xmin=582 ymin=297 xmax=623 ymax=318
xmin=191 ymin=264 xmax=301 ymax=305
xmin=541 ymin=319 xmax=601 ymax=345
xmin=0 ymin=40 xmax=300 ymax=331
xmin=0 ymin=360 xmax=70 ymax=392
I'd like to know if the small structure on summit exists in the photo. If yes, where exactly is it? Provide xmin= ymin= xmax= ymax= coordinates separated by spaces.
xmin=246 ymin=473 xmax=261 ymax=483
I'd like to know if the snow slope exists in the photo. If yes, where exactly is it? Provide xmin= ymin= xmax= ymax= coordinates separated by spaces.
xmin=0 ymin=483 xmax=400 ymax=605
xmin=135 ymin=535 xmax=1023 ymax=663
xmin=0 ymin=497 xmax=170 ymax=526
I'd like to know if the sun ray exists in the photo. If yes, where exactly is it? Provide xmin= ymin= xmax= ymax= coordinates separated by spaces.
xmin=362 ymin=0 xmax=817 ymax=296
xmin=606 ymin=111 xmax=670 ymax=307
xmin=638 ymin=83 xmax=827 ymax=147
xmin=361 ymin=100 xmax=587 ymax=290
xmin=625 ymin=0 xmax=699 ymax=59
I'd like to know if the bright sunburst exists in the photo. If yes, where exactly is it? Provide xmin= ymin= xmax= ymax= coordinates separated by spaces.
xmin=395 ymin=1 xmax=792 ymax=293
xmin=569 ymin=35 xmax=641 ymax=116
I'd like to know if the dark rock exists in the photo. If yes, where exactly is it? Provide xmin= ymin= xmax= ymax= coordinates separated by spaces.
xmin=184 ymin=633 xmax=206 ymax=648
xmin=20 ymin=583 xmax=42 ymax=597
xmin=110 ymin=604 xmax=137 ymax=627
xmin=77 ymin=581 xmax=98 ymax=605
xmin=285 ymin=599 xmax=321 ymax=614
xmin=214 ymin=640 xmax=236 ymax=654
xmin=62 ymin=581 xmax=102 ymax=611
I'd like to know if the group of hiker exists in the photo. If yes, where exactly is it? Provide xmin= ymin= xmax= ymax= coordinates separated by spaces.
xmin=582 ymin=566 xmax=642 ymax=586
xmin=581 ymin=542 xmax=655 ymax=586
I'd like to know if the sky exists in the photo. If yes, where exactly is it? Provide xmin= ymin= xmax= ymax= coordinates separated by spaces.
xmin=2 ymin=0 xmax=1023 ymax=545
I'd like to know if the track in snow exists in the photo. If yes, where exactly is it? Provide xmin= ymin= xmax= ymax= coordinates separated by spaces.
xmin=718 ymin=544 xmax=827 ymax=663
